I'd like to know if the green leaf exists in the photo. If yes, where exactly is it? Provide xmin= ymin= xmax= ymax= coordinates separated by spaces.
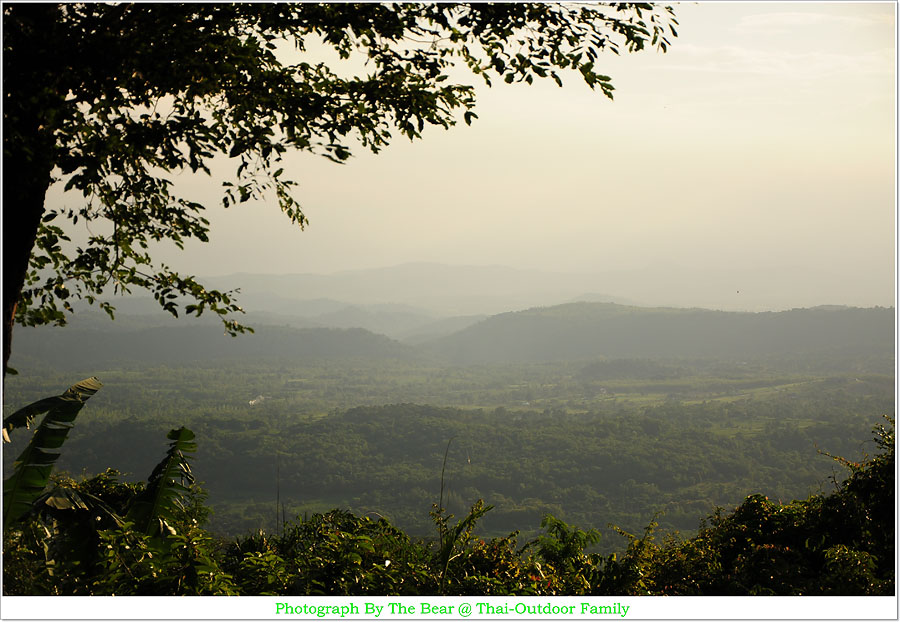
xmin=126 ymin=427 xmax=197 ymax=537
xmin=437 ymin=500 xmax=493 ymax=591
xmin=2 ymin=376 xmax=101 ymax=443
xmin=2 ymin=377 xmax=102 ymax=529
xmin=38 ymin=485 xmax=90 ymax=511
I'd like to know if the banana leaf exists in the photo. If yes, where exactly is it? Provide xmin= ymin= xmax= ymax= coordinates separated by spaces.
xmin=2 ymin=376 xmax=101 ymax=443
xmin=2 ymin=377 xmax=102 ymax=529
xmin=32 ymin=483 xmax=124 ymax=526
xmin=126 ymin=427 xmax=197 ymax=537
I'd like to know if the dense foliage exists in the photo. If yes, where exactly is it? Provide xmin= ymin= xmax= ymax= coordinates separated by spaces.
xmin=3 ymin=352 xmax=892 ymax=546
xmin=3 ymin=415 xmax=893 ymax=596
xmin=3 ymin=330 xmax=893 ymax=596
xmin=641 ymin=416 xmax=895 ymax=595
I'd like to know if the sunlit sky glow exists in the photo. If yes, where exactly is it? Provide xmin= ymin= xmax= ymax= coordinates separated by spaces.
xmin=46 ymin=2 xmax=896 ymax=311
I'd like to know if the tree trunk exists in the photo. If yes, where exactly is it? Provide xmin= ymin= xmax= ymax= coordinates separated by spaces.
xmin=3 ymin=135 xmax=54 ymax=375
xmin=3 ymin=4 xmax=62 ymax=375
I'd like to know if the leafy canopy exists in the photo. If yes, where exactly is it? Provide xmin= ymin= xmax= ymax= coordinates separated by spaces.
xmin=6 ymin=3 xmax=677 ymax=336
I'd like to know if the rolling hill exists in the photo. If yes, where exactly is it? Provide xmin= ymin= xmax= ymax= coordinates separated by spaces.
xmin=10 ymin=301 xmax=892 ymax=371
xmin=422 ymin=303 xmax=893 ymax=364
xmin=10 ymin=324 xmax=420 ymax=370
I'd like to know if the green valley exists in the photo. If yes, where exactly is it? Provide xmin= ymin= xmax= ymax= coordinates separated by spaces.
xmin=4 ymin=303 xmax=893 ymax=557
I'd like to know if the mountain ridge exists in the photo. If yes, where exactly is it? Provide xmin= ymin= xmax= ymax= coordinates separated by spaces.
xmin=10 ymin=301 xmax=892 ymax=370
xmin=420 ymin=302 xmax=894 ymax=364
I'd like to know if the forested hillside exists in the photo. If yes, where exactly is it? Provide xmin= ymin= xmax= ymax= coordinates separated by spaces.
xmin=4 ymin=355 xmax=892 ymax=547
xmin=9 ymin=303 xmax=892 ymax=371
xmin=3 ymin=302 xmax=894 ymax=596
xmin=4 ymin=406 xmax=893 ymax=596
xmin=11 ymin=324 xmax=421 ymax=370
xmin=424 ymin=303 xmax=893 ymax=363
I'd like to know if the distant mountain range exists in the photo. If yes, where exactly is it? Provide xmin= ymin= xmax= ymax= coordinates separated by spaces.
xmin=10 ymin=299 xmax=893 ymax=371
xmin=200 ymin=263 xmax=641 ymax=317
xmin=55 ymin=261 xmax=891 ymax=339
xmin=196 ymin=261 xmax=891 ymax=314
xmin=58 ymin=297 xmax=486 ymax=344
xmin=60 ymin=261 xmax=638 ymax=341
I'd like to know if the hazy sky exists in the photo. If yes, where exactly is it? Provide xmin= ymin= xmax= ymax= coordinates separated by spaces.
xmin=47 ymin=2 xmax=896 ymax=310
